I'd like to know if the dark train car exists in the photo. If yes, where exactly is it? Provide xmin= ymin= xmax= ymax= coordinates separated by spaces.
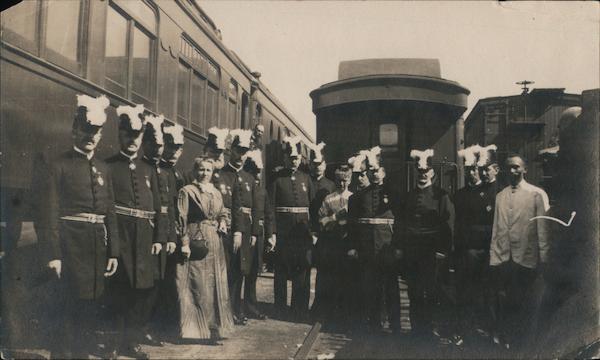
xmin=310 ymin=58 xmax=470 ymax=195
xmin=0 ymin=0 xmax=311 ymax=348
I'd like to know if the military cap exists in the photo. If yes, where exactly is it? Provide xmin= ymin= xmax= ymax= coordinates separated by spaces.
xmin=348 ymin=151 xmax=368 ymax=173
xmin=244 ymin=149 xmax=263 ymax=173
xmin=458 ymin=144 xmax=482 ymax=167
xmin=410 ymin=148 xmax=434 ymax=170
xmin=206 ymin=127 xmax=229 ymax=152
xmin=365 ymin=146 xmax=382 ymax=170
xmin=116 ymin=104 xmax=145 ymax=133
xmin=282 ymin=135 xmax=302 ymax=157
xmin=477 ymin=144 xmax=498 ymax=167
xmin=143 ymin=114 xmax=165 ymax=145
xmin=162 ymin=123 xmax=185 ymax=145
xmin=74 ymin=94 xmax=110 ymax=131
xmin=229 ymin=129 xmax=253 ymax=149
xmin=309 ymin=142 xmax=326 ymax=164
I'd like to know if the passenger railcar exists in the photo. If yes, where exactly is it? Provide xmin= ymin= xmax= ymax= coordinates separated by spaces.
xmin=0 ymin=0 xmax=312 ymax=347
xmin=0 ymin=0 xmax=312 ymax=241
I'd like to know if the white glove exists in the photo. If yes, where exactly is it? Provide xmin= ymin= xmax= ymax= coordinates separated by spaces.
xmin=48 ymin=259 xmax=62 ymax=278
xmin=152 ymin=243 xmax=163 ymax=255
xmin=104 ymin=258 xmax=118 ymax=277
xmin=181 ymin=245 xmax=191 ymax=259
xmin=233 ymin=232 xmax=242 ymax=253
xmin=267 ymin=234 xmax=277 ymax=251
xmin=251 ymin=236 xmax=257 ymax=247
xmin=166 ymin=242 xmax=176 ymax=254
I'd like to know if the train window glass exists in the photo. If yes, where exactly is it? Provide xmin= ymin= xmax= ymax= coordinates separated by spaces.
xmin=105 ymin=6 xmax=128 ymax=95
xmin=131 ymin=26 xmax=151 ymax=99
xmin=379 ymin=123 xmax=398 ymax=146
xmin=277 ymin=127 xmax=281 ymax=142
xmin=269 ymin=121 xmax=273 ymax=139
xmin=206 ymin=84 xmax=219 ymax=129
xmin=44 ymin=0 xmax=80 ymax=62
xmin=191 ymin=71 xmax=206 ymax=134
xmin=0 ymin=0 xmax=38 ymax=53
xmin=113 ymin=0 xmax=156 ymax=34
xmin=177 ymin=61 xmax=190 ymax=127
xmin=228 ymin=100 xmax=237 ymax=129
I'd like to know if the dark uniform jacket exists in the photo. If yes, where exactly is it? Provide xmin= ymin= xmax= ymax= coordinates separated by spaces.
xmin=270 ymin=168 xmax=315 ymax=270
xmin=106 ymin=152 xmax=164 ymax=289
xmin=454 ymin=182 xmax=495 ymax=251
xmin=42 ymin=148 xmax=120 ymax=299
xmin=142 ymin=156 xmax=171 ymax=279
xmin=251 ymin=181 xmax=273 ymax=273
xmin=159 ymin=160 xmax=185 ymax=245
xmin=400 ymin=185 xmax=454 ymax=253
xmin=348 ymin=183 xmax=399 ymax=264
xmin=220 ymin=163 xmax=258 ymax=275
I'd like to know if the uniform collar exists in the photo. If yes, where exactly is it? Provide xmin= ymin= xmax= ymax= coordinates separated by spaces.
xmin=120 ymin=151 xmax=137 ymax=161
xmin=316 ymin=175 xmax=324 ymax=181
xmin=143 ymin=155 xmax=159 ymax=166
xmin=416 ymin=183 xmax=433 ymax=191
xmin=227 ymin=162 xmax=243 ymax=173
xmin=468 ymin=180 xmax=483 ymax=188
xmin=73 ymin=146 xmax=94 ymax=160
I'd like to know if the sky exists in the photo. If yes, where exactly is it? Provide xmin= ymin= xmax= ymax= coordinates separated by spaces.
xmin=199 ymin=1 xmax=599 ymax=140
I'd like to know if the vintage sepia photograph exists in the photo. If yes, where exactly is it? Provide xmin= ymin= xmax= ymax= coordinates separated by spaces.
xmin=1 ymin=0 xmax=599 ymax=359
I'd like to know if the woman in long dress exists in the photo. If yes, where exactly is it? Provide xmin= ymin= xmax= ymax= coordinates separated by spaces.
xmin=316 ymin=166 xmax=354 ymax=328
xmin=175 ymin=157 xmax=233 ymax=343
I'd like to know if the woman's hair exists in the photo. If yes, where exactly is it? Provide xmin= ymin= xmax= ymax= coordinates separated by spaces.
xmin=193 ymin=156 xmax=215 ymax=171
xmin=334 ymin=165 xmax=352 ymax=182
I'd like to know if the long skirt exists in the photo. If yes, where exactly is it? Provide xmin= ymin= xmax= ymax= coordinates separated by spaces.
xmin=175 ymin=230 xmax=234 ymax=339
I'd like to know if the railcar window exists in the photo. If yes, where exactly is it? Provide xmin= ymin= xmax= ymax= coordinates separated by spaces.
xmin=191 ymin=71 xmax=206 ymax=134
xmin=177 ymin=61 xmax=191 ymax=127
xmin=131 ymin=26 xmax=152 ymax=99
xmin=105 ymin=6 xmax=128 ymax=94
xmin=380 ymin=123 xmax=398 ymax=147
xmin=104 ymin=1 xmax=156 ymax=108
xmin=1 ymin=0 xmax=86 ymax=73
xmin=206 ymin=84 xmax=219 ymax=130
xmin=270 ymin=120 xmax=273 ymax=140
xmin=44 ymin=0 xmax=80 ymax=62
xmin=0 ymin=0 xmax=38 ymax=51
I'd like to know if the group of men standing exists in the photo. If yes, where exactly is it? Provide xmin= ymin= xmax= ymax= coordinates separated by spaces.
xmin=39 ymin=93 xmax=550 ymax=359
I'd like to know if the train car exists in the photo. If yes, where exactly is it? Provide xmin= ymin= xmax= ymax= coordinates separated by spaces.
xmin=310 ymin=58 xmax=470 ymax=195
xmin=0 ymin=0 xmax=312 ymax=348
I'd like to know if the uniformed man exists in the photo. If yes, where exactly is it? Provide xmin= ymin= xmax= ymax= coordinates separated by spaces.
xmin=308 ymin=142 xmax=336 ymax=320
xmin=400 ymin=149 xmax=454 ymax=340
xmin=454 ymin=145 xmax=494 ymax=342
xmin=242 ymin=149 xmax=271 ymax=320
xmin=348 ymin=152 xmax=371 ymax=192
xmin=139 ymin=114 xmax=176 ymax=344
xmin=269 ymin=136 xmax=315 ymax=321
xmin=205 ymin=126 xmax=229 ymax=173
xmin=480 ymin=144 xmax=500 ymax=202
xmin=221 ymin=129 xmax=257 ymax=325
xmin=105 ymin=104 xmax=165 ymax=358
xmin=40 ymin=94 xmax=119 ymax=358
xmin=347 ymin=146 xmax=402 ymax=333
xmin=157 ymin=123 xmax=186 ymax=336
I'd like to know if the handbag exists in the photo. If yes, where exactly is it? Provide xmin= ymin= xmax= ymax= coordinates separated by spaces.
xmin=188 ymin=224 xmax=209 ymax=261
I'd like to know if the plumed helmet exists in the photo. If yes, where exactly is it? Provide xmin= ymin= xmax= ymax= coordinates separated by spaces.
xmin=410 ymin=148 xmax=434 ymax=170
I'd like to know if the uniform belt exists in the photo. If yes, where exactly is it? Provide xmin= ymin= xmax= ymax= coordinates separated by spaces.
xmin=357 ymin=218 xmax=394 ymax=225
xmin=60 ymin=213 xmax=105 ymax=224
xmin=240 ymin=207 xmax=252 ymax=215
xmin=275 ymin=207 xmax=309 ymax=213
xmin=115 ymin=205 xmax=156 ymax=219
xmin=199 ymin=219 xmax=219 ymax=227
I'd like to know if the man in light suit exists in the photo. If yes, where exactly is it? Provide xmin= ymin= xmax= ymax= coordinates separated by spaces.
xmin=489 ymin=153 xmax=549 ymax=352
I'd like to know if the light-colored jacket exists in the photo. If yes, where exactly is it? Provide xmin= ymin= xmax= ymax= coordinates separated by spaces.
xmin=489 ymin=180 xmax=550 ymax=269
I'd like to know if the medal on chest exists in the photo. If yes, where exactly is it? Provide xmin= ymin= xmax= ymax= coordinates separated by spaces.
xmin=383 ymin=194 xmax=389 ymax=204
xmin=480 ymin=192 xmax=485 ymax=197
xmin=96 ymin=172 xmax=104 ymax=186
xmin=145 ymin=175 xmax=151 ymax=189
xmin=227 ymin=185 xmax=232 ymax=196
xmin=245 ymin=182 xmax=251 ymax=192
xmin=291 ymin=175 xmax=296 ymax=181
xmin=91 ymin=165 xmax=97 ymax=175
xmin=156 ymin=167 xmax=161 ymax=174
xmin=220 ymin=183 xmax=227 ymax=195
xmin=486 ymin=205 xmax=492 ymax=212
xmin=301 ymin=182 xmax=307 ymax=192
xmin=129 ymin=162 xmax=136 ymax=171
